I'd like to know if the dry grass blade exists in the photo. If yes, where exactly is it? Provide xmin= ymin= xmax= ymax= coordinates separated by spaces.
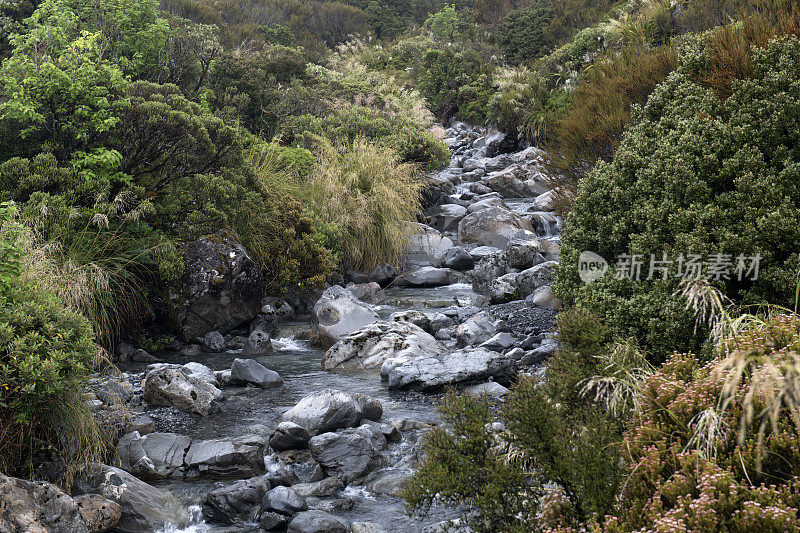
xmin=582 ymin=339 xmax=655 ymax=416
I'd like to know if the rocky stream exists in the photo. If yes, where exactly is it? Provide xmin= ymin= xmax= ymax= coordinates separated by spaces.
xmin=5 ymin=123 xmax=563 ymax=533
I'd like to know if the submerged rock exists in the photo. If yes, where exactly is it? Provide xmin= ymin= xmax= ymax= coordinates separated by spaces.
xmin=168 ymin=229 xmax=263 ymax=341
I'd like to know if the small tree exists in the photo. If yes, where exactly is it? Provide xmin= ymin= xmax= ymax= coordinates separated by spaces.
xmin=425 ymin=4 xmax=464 ymax=42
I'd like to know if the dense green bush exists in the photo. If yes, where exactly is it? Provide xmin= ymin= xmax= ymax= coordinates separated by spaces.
xmin=498 ymin=2 xmax=555 ymax=63
xmin=0 ymin=204 xmax=105 ymax=483
xmin=555 ymin=33 xmax=800 ymax=359
xmin=283 ymin=106 xmax=448 ymax=170
xmin=418 ymin=47 xmax=495 ymax=122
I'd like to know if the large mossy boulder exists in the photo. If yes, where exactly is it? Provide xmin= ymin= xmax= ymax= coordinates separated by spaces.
xmin=168 ymin=229 xmax=263 ymax=341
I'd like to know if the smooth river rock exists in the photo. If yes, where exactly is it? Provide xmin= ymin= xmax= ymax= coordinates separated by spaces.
xmin=142 ymin=366 xmax=222 ymax=416
xmin=457 ymin=206 xmax=535 ymax=249
xmin=310 ymin=286 xmax=379 ymax=349
xmin=280 ymin=390 xmax=382 ymax=436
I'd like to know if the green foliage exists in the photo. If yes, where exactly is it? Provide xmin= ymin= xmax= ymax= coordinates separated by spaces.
xmin=0 ymin=205 xmax=105 ymax=484
xmin=404 ymin=308 xmax=626 ymax=530
xmin=418 ymin=47 xmax=495 ymax=122
xmin=555 ymin=32 xmax=800 ymax=360
xmin=498 ymin=2 xmax=555 ymax=64
xmin=284 ymin=106 xmax=448 ymax=170
xmin=400 ymin=393 xmax=535 ymax=532
xmin=425 ymin=4 xmax=464 ymax=42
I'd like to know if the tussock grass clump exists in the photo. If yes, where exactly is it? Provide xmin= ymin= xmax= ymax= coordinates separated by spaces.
xmin=307 ymin=136 xmax=422 ymax=270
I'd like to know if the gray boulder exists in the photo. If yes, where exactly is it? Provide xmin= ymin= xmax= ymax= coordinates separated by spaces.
xmin=116 ymin=432 xmax=191 ymax=480
xmin=201 ymin=475 xmax=272 ymax=524
xmin=280 ymin=390 xmax=382 ymax=436
xmin=466 ymin=196 xmax=508 ymax=214
xmin=471 ymin=250 xmax=508 ymax=295
xmin=181 ymin=362 xmax=219 ymax=387
xmin=529 ymin=284 xmax=561 ymax=310
xmin=367 ymin=263 xmax=399 ymax=287
xmin=506 ymin=239 xmax=545 ymax=270
xmin=288 ymin=510 xmax=349 ymax=533
xmin=322 ymin=321 xmax=447 ymax=371
xmin=0 ymin=474 xmax=90 ymax=533
xmin=346 ymin=282 xmax=383 ymax=303
xmin=405 ymin=224 xmax=455 ymax=267
xmin=485 ymin=167 xmax=538 ymax=198
xmin=464 ymin=381 xmax=510 ymax=399
xmin=427 ymin=203 xmax=467 ymax=232
xmin=143 ymin=366 xmax=221 ymax=416
xmin=310 ymin=286 xmax=379 ymax=349
xmin=291 ymin=478 xmax=344 ymax=498
xmin=269 ymin=421 xmax=312 ymax=451
xmin=202 ymin=331 xmax=225 ymax=352
xmin=381 ymin=348 xmax=516 ymax=391
xmin=261 ymin=486 xmax=307 ymax=515
xmin=395 ymin=266 xmax=462 ymax=287
xmin=455 ymin=311 xmax=501 ymax=348
xmin=480 ymin=332 xmax=517 ymax=351
xmin=230 ymin=358 xmax=282 ymax=388
xmin=184 ymin=435 xmax=267 ymax=479
xmin=489 ymin=272 xmax=519 ymax=303
xmin=308 ymin=426 xmax=387 ymax=483
xmin=390 ymin=310 xmax=432 ymax=332
xmin=168 ymin=229 xmax=263 ymax=341
xmin=516 ymin=261 xmax=558 ymax=298
xmin=458 ymin=207 xmax=535 ymax=249
xmin=74 ymin=493 xmax=121 ymax=533
xmin=73 ymin=465 xmax=187 ymax=533
xmin=439 ymin=246 xmax=474 ymax=271
xmin=242 ymin=326 xmax=273 ymax=355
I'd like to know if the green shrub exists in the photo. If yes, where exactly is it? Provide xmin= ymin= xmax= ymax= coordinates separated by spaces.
xmin=400 ymin=393 xmax=535 ymax=532
xmin=418 ymin=47 xmax=496 ymax=122
xmin=498 ymin=2 xmax=556 ymax=64
xmin=0 ymin=204 xmax=105 ymax=484
xmin=555 ymin=32 xmax=800 ymax=360
xmin=404 ymin=308 xmax=625 ymax=530
xmin=284 ymin=106 xmax=449 ymax=170
xmin=306 ymin=136 xmax=422 ymax=270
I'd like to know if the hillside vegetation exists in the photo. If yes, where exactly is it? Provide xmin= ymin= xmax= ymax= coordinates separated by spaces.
xmin=2 ymin=0 xmax=800 ymax=530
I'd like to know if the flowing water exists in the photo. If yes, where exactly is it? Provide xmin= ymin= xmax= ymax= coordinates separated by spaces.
xmin=118 ymin=124 xmax=559 ymax=531
xmin=124 ymin=282 xmax=482 ymax=532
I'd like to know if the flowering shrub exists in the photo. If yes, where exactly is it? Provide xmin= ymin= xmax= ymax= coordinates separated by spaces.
xmin=593 ymin=315 xmax=800 ymax=531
